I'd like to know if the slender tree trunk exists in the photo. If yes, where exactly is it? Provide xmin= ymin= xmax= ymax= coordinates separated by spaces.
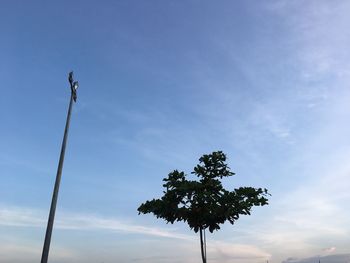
xmin=199 ymin=227 xmax=207 ymax=263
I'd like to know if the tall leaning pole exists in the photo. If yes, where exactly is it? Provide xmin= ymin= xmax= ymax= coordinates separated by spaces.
xmin=40 ymin=72 xmax=79 ymax=263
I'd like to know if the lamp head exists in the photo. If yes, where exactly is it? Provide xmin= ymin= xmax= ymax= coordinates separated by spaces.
xmin=68 ymin=71 xmax=78 ymax=102
xmin=73 ymin=81 xmax=79 ymax=91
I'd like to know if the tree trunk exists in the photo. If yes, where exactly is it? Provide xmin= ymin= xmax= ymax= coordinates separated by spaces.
xmin=199 ymin=227 xmax=207 ymax=263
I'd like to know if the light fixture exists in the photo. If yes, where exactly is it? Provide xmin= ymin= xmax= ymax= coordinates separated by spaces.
xmin=68 ymin=71 xmax=78 ymax=102
xmin=73 ymin=81 xmax=79 ymax=91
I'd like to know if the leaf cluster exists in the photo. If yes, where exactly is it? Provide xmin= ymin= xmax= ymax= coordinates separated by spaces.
xmin=138 ymin=151 xmax=269 ymax=233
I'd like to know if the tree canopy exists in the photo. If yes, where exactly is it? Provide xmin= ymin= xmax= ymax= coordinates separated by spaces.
xmin=138 ymin=151 xmax=270 ymax=233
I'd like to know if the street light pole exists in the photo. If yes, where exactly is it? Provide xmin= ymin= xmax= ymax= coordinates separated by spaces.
xmin=40 ymin=72 xmax=79 ymax=263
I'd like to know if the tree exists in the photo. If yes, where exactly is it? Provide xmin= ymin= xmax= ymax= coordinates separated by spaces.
xmin=138 ymin=151 xmax=270 ymax=263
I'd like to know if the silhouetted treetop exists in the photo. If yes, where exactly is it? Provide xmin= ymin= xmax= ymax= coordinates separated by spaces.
xmin=138 ymin=151 xmax=270 ymax=233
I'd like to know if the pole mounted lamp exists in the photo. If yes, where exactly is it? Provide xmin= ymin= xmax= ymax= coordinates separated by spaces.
xmin=40 ymin=72 xmax=79 ymax=263
xmin=69 ymin=71 xmax=78 ymax=102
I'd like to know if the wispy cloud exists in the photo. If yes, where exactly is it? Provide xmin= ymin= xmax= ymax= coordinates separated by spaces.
xmin=282 ymin=253 xmax=350 ymax=263
xmin=0 ymin=205 xmax=192 ymax=240
xmin=322 ymin=247 xmax=336 ymax=254
xmin=208 ymin=241 xmax=271 ymax=263
xmin=1 ymin=205 xmax=271 ymax=263
xmin=0 ymin=242 xmax=77 ymax=263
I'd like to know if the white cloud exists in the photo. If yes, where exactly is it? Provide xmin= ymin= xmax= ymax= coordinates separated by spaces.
xmin=282 ymin=254 xmax=350 ymax=263
xmin=322 ymin=247 xmax=336 ymax=254
xmin=208 ymin=241 xmax=271 ymax=263
xmin=0 ymin=205 xmax=271 ymax=263
xmin=0 ymin=205 xmax=192 ymax=240
xmin=0 ymin=241 xmax=77 ymax=263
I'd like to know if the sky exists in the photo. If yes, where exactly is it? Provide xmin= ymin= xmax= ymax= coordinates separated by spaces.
xmin=1 ymin=0 xmax=350 ymax=262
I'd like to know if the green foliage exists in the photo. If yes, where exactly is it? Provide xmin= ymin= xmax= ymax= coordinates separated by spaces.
xmin=138 ymin=151 xmax=269 ymax=233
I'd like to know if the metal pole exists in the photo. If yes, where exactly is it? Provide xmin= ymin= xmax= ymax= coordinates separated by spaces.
xmin=41 ymin=72 xmax=78 ymax=263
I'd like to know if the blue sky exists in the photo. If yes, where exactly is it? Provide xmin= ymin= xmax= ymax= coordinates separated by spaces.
xmin=1 ymin=1 xmax=350 ymax=262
